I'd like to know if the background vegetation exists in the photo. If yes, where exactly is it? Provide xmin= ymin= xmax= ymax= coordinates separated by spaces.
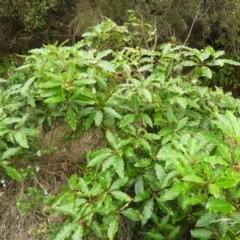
xmin=1 ymin=0 xmax=240 ymax=55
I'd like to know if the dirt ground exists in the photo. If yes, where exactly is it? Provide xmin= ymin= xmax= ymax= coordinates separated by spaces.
xmin=0 ymin=124 xmax=106 ymax=240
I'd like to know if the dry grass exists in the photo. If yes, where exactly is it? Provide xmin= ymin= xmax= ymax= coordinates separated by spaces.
xmin=0 ymin=124 xmax=107 ymax=240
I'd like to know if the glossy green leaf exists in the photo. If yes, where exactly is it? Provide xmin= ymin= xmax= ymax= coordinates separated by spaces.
xmin=111 ymin=191 xmax=131 ymax=202
xmin=14 ymin=132 xmax=28 ymax=148
xmin=182 ymin=194 xmax=207 ymax=208
xmin=134 ymin=158 xmax=152 ymax=168
xmin=190 ymin=228 xmax=213 ymax=239
xmin=175 ymin=117 xmax=188 ymax=132
xmin=156 ymin=145 xmax=180 ymax=160
xmin=138 ymin=88 xmax=152 ymax=102
xmin=196 ymin=213 xmax=218 ymax=227
xmin=91 ymin=221 xmax=102 ymax=238
xmin=134 ymin=175 xmax=144 ymax=194
xmin=131 ymin=94 xmax=139 ymax=110
xmin=119 ymin=114 xmax=135 ymax=128
xmin=202 ymin=162 xmax=212 ymax=180
xmin=98 ymin=60 xmax=115 ymax=72
xmin=88 ymin=148 xmax=112 ymax=166
xmin=182 ymin=60 xmax=197 ymax=67
xmin=72 ymin=225 xmax=83 ymax=240
xmin=68 ymin=174 xmax=78 ymax=190
xmin=77 ymin=107 xmax=95 ymax=118
xmin=2 ymin=165 xmax=22 ymax=181
xmin=208 ymin=59 xmax=225 ymax=66
xmin=110 ymin=177 xmax=128 ymax=191
xmin=171 ymin=182 xmax=189 ymax=193
xmin=177 ymin=97 xmax=187 ymax=108
xmin=217 ymin=143 xmax=231 ymax=162
xmin=142 ymin=198 xmax=154 ymax=225
xmin=121 ymin=208 xmax=142 ymax=221
xmin=138 ymin=138 xmax=151 ymax=153
xmin=206 ymin=46 xmax=215 ymax=56
xmin=94 ymin=110 xmax=103 ymax=127
xmin=78 ymin=178 xmax=89 ymax=193
xmin=88 ymin=149 xmax=113 ymax=167
xmin=198 ymin=49 xmax=210 ymax=62
xmin=54 ymin=222 xmax=77 ymax=240
xmin=159 ymin=189 xmax=179 ymax=201
xmin=114 ymin=155 xmax=124 ymax=178
xmin=2 ymin=117 xmax=22 ymax=124
xmin=54 ymin=204 xmax=78 ymax=217
xmin=19 ymin=128 xmax=39 ymax=136
xmin=39 ymin=88 xmax=59 ymax=98
xmin=108 ymin=219 xmax=118 ymax=240
xmin=96 ymin=49 xmax=112 ymax=60
xmin=234 ymin=146 xmax=240 ymax=161
xmin=138 ymin=64 xmax=153 ymax=72
xmin=169 ymin=226 xmax=181 ymax=238
xmin=116 ymin=138 xmax=132 ymax=149
xmin=102 ymin=155 xmax=118 ymax=171
xmin=44 ymin=95 xmax=65 ymax=103
xmin=199 ymin=132 xmax=225 ymax=145
xmin=140 ymin=113 xmax=153 ymax=127
xmin=226 ymin=110 xmax=240 ymax=136
xmin=214 ymin=114 xmax=232 ymax=136
xmin=133 ymin=190 xmax=151 ymax=202
xmin=1 ymin=147 xmax=21 ymax=160
xmin=38 ymin=80 xmax=63 ymax=88
xmin=106 ymin=130 xmax=117 ymax=149
xmin=201 ymin=66 xmax=212 ymax=79
xmin=167 ymin=105 xmax=175 ymax=122
xmin=74 ymin=86 xmax=95 ymax=98
xmin=142 ymin=133 xmax=160 ymax=140
xmin=183 ymin=175 xmax=205 ymax=183
xmin=85 ymin=112 xmax=95 ymax=130
xmin=230 ymin=212 xmax=240 ymax=223
xmin=73 ymin=78 xmax=96 ymax=85
xmin=221 ymin=59 xmax=240 ymax=66
xmin=172 ymin=158 xmax=187 ymax=176
xmin=72 ymin=96 xmax=95 ymax=105
xmin=206 ymin=198 xmax=235 ymax=214
xmin=208 ymin=184 xmax=219 ymax=198
xmin=146 ymin=230 xmax=164 ymax=240
xmin=154 ymin=163 xmax=166 ymax=181
xmin=21 ymin=76 xmax=36 ymax=94
xmin=94 ymin=75 xmax=107 ymax=88
xmin=187 ymin=137 xmax=201 ymax=157
xmin=203 ymin=156 xmax=228 ymax=166
xmin=103 ymin=107 xmax=122 ymax=119
xmin=156 ymin=201 xmax=173 ymax=215
xmin=67 ymin=106 xmax=76 ymax=131
xmin=161 ymin=170 xmax=178 ymax=188
xmin=215 ymin=177 xmax=239 ymax=188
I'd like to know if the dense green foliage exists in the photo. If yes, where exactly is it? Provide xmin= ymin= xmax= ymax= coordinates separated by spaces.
xmin=2 ymin=0 xmax=240 ymax=65
xmin=2 ymin=14 xmax=240 ymax=239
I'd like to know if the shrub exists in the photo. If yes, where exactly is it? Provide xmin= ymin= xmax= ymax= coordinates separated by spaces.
xmin=2 ymin=14 xmax=240 ymax=239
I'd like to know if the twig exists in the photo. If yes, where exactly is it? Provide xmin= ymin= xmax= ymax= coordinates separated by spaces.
xmin=182 ymin=0 xmax=203 ymax=47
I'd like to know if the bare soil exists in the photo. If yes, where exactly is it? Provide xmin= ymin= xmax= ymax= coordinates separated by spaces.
xmin=0 ymin=124 xmax=106 ymax=240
